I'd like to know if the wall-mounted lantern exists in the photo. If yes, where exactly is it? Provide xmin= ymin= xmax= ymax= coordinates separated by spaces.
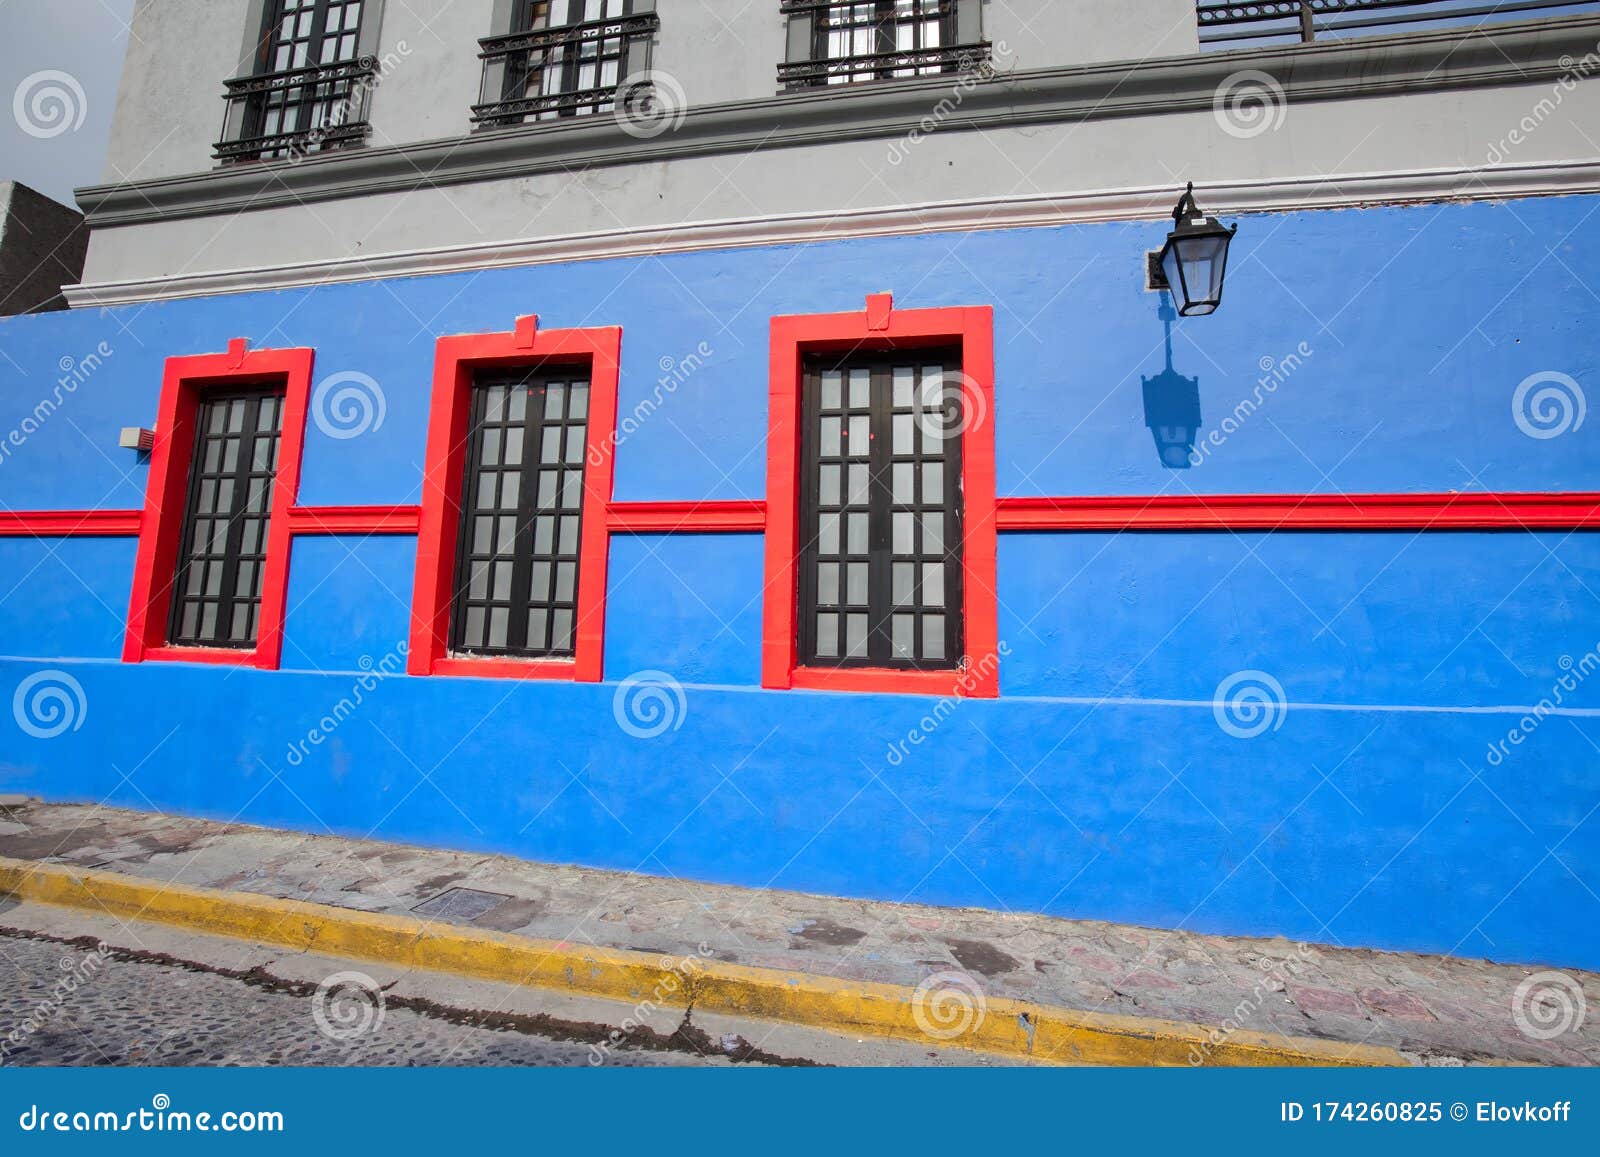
xmin=1150 ymin=183 xmax=1238 ymax=317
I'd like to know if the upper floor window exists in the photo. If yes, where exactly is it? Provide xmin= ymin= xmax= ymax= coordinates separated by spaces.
xmin=779 ymin=1 xmax=985 ymax=90
xmin=1198 ymin=0 xmax=1600 ymax=49
xmin=216 ymin=0 xmax=377 ymax=163
xmin=473 ymin=0 xmax=660 ymax=128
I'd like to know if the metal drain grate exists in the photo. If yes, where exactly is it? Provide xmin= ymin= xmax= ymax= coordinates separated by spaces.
xmin=411 ymin=886 xmax=509 ymax=922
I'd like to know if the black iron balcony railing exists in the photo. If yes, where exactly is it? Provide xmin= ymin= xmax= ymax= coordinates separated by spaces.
xmin=1198 ymin=0 xmax=1600 ymax=49
xmin=214 ymin=57 xmax=377 ymax=163
xmin=779 ymin=0 xmax=988 ymax=90
xmin=472 ymin=10 xmax=660 ymax=127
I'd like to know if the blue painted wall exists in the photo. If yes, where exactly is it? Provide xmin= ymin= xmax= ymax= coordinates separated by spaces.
xmin=0 ymin=197 xmax=1596 ymax=968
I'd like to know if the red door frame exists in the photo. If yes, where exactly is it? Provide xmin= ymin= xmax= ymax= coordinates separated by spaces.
xmin=408 ymin=316 xmax=621 ymax=682
xmin=762 ymin=296 xmax=999 ymax=698
xmin=122 ymin=340 xmax=314 ymax=670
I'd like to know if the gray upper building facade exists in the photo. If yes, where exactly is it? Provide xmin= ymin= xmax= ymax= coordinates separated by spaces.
xmin=71 ymin=1 xmax=1600 ymax=301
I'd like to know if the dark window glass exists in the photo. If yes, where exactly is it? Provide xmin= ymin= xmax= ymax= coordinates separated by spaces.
xmin=169 ymin=391 xmax=285 ymax=649
xmin=799 ymin=352 xmax=963 ymax=669
xmin=224 ymin=0 xmax=370 ymax=162
xmin=782 ymin=0 xmax=975 ymax=89
xmin=451 ymin=368 xmax=591 ymax=659
xmin=473 ymin=1 xmax=658 ymax=128
xmin=505 ymin=0 xmax=632 ymax=120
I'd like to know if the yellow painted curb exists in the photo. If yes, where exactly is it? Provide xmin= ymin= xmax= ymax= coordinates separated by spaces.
xmin=0 ymin=856 xmax=1407 ymax=1067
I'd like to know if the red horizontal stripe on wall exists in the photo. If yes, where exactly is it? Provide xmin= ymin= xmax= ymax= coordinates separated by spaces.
xmin=285 ymin=505 xmax=423 ymax=535
xmin=993 ymin=492 xmax=1600 ymax=532
xmin=607 ymin=500 xmax=767 ymax=534
xmin=0 ymin=509 xmax=142 ymax=536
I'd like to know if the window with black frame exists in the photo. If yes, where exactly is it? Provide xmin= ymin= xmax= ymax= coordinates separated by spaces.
xmin=168 ymin=391 xmax=284 ymax=649
xmin=779 ymin=0 xmax=986 ymax=89
xmin=472 ymin=0 xmax=659 ymax=127
xmin=450 ymin=368 xmax=592 ymax=659
xmin=799 ymin=353 xmax=964 ymax=669
xmin=216 ymin=0 xmax=375 ymax=162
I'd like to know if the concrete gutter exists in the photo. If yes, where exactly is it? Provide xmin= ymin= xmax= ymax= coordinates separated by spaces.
xmin=0 ymin=856 xmax=1409 ymax=1067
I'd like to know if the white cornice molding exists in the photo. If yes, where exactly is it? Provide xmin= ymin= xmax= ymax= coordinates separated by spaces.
xmin=62 ymin=159 xmax=1600 ymax=307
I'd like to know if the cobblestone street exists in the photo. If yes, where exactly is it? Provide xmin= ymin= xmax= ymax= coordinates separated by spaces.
xmin=0 ymin=928 xmax=749 ymax=1068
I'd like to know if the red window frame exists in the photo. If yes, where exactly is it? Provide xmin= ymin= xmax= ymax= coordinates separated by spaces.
xmin=763 ymin=296 xmax=999 ymax=698
xmin=409 ymin=316 xmax=620 ymax=682
xmin=123 ymin=340 xmax=313 ymax=670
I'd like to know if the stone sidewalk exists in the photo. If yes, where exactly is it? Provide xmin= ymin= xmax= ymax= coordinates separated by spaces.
xmin=0 ymin=798 xmax=1594 ymax=1065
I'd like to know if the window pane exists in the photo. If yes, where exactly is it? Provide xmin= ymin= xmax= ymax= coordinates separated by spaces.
xmin=845 ymin=614 xmax=868 ymax=657
xmin=820 ymin=416 xmax=841 ymax=456
xmin=821 ymin=371 xmax=842 ymax=410
xmin=847 ymin=513 xmax=869 ymax=555
xmin=892 ymin=365 xmax=914 ymax=408
xmin=848 ymin=368 xmax=870 ymax=408
xmin=893 ymin=512 xmax=914 ymax=555
xmin=892 ymin=562 xmax=915 ymax=606
xmin=848 ymin=464 xmax=870 ymax=505
xmin=892 ymin=463 xmax=914 ymax=503
xmin=892 ymin=414 xmax=913 ymax=454
xmin=819 ymin=464 xmax=841 ymax=506
xmin=846 ymin=562 xmax=869 ymax=606
xmin=815 ymin=614 xmax=838 ymax=657
xmin=817 ymin=563 xmax=839 ymax=605
xmin=892 ymin=614 xmax=914 ymax=660
xmin=848 ymin=415 xmax=870 ymax=456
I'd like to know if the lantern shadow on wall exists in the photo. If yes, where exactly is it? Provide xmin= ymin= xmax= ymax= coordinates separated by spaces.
xmin=1142 ymin=295 xmax=1201 ymax=469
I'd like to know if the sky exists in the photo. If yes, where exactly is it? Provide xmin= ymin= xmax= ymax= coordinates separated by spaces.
xmin=0 ymin=0 xmax=137 ymax=208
